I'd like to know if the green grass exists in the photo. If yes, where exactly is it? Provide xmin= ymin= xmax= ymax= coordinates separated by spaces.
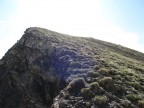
xmin=138 ymin=100 xmax=144 ymax=108
xmin=92 ymin=95 xmax=109 ymax=105
xmin=126 ymin=94 xmax=141 ymax=102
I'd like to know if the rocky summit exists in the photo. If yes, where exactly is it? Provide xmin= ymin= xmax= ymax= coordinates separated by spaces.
xmin=0 ymin=27 xmax=144 ymax=108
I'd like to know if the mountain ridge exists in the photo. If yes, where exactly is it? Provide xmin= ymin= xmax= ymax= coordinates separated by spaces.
xmin=0 ymin=27 xmax=144 ymax=108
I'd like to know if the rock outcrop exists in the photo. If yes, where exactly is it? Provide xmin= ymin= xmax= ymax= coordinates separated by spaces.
xmin=0 ymin=27 xmax=144 ymax=108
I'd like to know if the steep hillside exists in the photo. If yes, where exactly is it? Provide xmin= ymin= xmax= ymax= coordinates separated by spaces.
xmin=0 ymin=27 xmax=144 ymax=108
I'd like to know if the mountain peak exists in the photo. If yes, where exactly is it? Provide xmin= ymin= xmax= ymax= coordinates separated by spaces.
xmin=0 ymin=27 xmax=144 ymax=108
xmin=24 ymin=27 xmax=70 ymax=39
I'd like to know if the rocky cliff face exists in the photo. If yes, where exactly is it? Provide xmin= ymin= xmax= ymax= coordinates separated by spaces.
xmin=0 ymin=27 xmax=144 ymax=108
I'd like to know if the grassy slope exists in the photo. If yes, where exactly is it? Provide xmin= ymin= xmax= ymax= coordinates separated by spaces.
xmin=81 ymin=37 xmax=144 ymax=107
xmin=32 ymin=27 xmax=144 ymax=107
xmin=29 ymin=27 xmax=144 ymax=107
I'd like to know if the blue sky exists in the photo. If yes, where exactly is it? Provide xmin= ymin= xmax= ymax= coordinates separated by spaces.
xmin=102 ymin=0 xmax=144 ymax=44
xmin=102 ymin=0 xmax=144 ymax=49
xmin=0 ymin=0 xmax=144 ymax=58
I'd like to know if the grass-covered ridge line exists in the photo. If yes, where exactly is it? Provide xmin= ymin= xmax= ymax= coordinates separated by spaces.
xmin=0 ymin=27 xmax=144 ymax=108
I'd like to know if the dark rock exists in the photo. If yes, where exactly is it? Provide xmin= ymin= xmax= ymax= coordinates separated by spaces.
xmin=0 ymin=27 xmax=144 ymax=108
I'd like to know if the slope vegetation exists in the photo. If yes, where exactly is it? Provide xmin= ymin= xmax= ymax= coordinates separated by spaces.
xmin=0 ymin=27 xmax=144 ymax=108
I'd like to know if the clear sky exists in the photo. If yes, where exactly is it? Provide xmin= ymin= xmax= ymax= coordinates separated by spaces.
xmin=0 ymin=0 xmax=144 ymax=59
